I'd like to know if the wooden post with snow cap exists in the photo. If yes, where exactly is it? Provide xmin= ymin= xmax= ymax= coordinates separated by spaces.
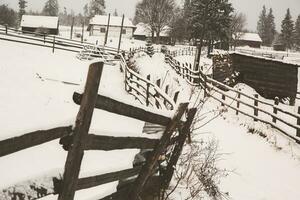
xmin=272 ymin=97 xmax=279 ymax=123
xmin=58 ymin=62 xmax=104 ymax=200
xmin=117 ymin=14 xmax=125 ymax=53
xmin=155 ymin=79 xmax=161 ymax=108
xmin=52 ymin=36 xmax=55 ymax=53
xmin=104 ymin=13 xmax=111 ymax=46
xmin=254 ymin=94 xmax=259 ymax=121
xmin=297 ymin=106 xmax=300 ymax=137
xmin=236 ymin=89 xmax=241 ymax=115
xmin=146 ymin=75 xmax=151 ymax=106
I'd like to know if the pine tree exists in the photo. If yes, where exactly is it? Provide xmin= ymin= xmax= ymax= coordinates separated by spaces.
xmin=89 ymin=0 xmax=105 ymax=17
xmin=43 ymin=0 xmax=59 ymax=16
xmin=281 ymin=8 xmax=294 ymax=49
xmin=295 ymin=15 xmax=300 ymax=48
xmin=18 ymin=0 xmax=27 ymax=21
xmin=190 ymin=0 xmax=233 ymax=62
xmin=266 ymin=8 xmax=276 ymax=46
xmin=257 ymin=5 xmax=268 ymax=45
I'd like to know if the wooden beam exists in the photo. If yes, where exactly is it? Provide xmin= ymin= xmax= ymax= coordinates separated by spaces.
xmin=128 ymin=103 xmax=189 ymax=200
xmin=85 ymin=134 xmax=159 ymax=151
xmin=0 ymin=126 xmax=72 ymax=157
xmin=58 ymin=62 xmax=104 ymax=200
xmin=73 ymin=92 xmax=178 ymax=126
xmin=54 ymin=166 xmax=142 ymax=193
xmin=163 ymin=108 xmax=197 ymax=188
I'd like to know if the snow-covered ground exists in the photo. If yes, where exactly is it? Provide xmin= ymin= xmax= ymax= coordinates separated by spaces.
xmin=1 ymin=33 xmax=300 ymax=200
xmin=0 ymin=39 xmax=150 ymax=199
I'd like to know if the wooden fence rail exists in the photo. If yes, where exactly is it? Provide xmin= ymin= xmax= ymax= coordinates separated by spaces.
xmin=0 ymin=24 xmax=120 ymax=55
xmin=167 ymin=48 xmax=300 ymax=143
xmin=119 ymin=52 xmax=177 ymax=110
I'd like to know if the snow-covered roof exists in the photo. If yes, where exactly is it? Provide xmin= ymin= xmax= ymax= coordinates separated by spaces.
xmin=21 ymin=15 xmax=59 ymax=29
xmin=235 ymin=32 xmax=262 ymax=42
xmin=134 ymin=23 xmax=171 ymax=37
xmin=89 ymin=15 xmax=135 ymax=28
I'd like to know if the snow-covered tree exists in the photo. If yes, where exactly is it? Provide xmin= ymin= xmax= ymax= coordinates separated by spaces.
xmin=257 ymin=5 xmax=268 ymax=45
xmin=89 ymin=0 xmax=105 ymax=17
xmin=230 ymin=12 xmax=247 ymax=49
xmin=281 ymin=8 xmax=294 ymax=49
xmin=134 ymin=0 xmax=175 ymax=43
xmin=18 ymin=0 xmax=27 ymax=21
xmin=43 ymin=0 xmax=59 ymax=16
xmin=190 ymin=0 xmax=233 ymax=64
xmin=294 ymin=15 xmax=300 ymax=48
xmin=266 ymin=8 xmax=276 ymax=46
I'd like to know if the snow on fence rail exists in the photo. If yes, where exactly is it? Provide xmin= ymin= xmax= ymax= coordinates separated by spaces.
xmin=166 ymin=49 xmax=300 ymax=143
xmin=0 ymin=60 xmax=196 ymax=199
xmin=119 ymin=51 xmax=177 ymax=110
xmin=0 ymin=24 xmax=119 ymax=55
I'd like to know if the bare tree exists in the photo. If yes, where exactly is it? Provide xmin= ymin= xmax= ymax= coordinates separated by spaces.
xmin=230 ymin=12 xmax=247 ymax=50
xmin=134 ymin=0 xmax=175 ymax=43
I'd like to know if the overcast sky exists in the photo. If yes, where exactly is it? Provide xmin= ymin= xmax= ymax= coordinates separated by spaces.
xmin=1 ymin=0 xmax=299 ymax=31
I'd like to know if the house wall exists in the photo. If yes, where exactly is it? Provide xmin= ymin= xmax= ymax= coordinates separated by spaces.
xmin=21 ymin=27 xmax=58 ymax=35
xmin=90 ymin=25 xmax=133 ymax=38
xmin=237 ymin=40 xmax=261 ymax=48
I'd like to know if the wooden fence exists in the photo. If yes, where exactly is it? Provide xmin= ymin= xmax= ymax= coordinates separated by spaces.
xmin=0 ymin=60 xmax=196 ymax=199
xmin=119 ymin=51 xmax=178 ymax=110
xmin=0 ymin=24 xmax=119 ymax=55
xmin=166 ymin=49 xmax=300 ymax=143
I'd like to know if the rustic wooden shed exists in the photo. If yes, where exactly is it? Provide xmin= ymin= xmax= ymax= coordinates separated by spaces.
xmin=213 ymin=52 xmax=299 ymax=105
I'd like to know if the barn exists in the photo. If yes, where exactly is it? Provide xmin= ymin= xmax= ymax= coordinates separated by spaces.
xmin=133 ymin=23 xmax=171 ymax=44
xmin=21 ymin=15 xmax=59 ymax=35
xmin=234 ymin=32 xmax=262 ymax=48
xmin=87 ymin=15 xmax=135 ymax=39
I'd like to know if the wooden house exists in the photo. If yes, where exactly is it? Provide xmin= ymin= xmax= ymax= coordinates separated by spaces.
xmin=21 ymin=15 xmax=59 ymax=35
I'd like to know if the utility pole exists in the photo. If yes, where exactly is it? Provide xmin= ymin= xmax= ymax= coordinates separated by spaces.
xmin=117 ymin=14 xmax=125 ymax=53
xmin=104 ymin=13 xmax=111 ymax=46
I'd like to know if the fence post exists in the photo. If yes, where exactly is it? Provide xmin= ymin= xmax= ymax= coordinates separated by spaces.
xmin=58 ymin=62 xmax=104 ymax=200
xmin=5 ymin=24 xmax=8 ymax=34
xmin=236 ymin=89 xmax=241 ymax=115
xmin=221 ymin=94 xmax=225 ymax=106
xmin=155 ymin=79 xmax=161 ymax=108
xmin=146 ymin=75 xmax=151 ymax=106
xmin=272 ymin=97 xmax=279 ymax=123
xmin=297 ymin=106 xmax=300 ymax=137
xmin=44 ymin=34 xmax=46 ymax=44
xmin=52 ymin=36 xmax=55 ymax=53
xmin=254 ymin=94 xmax=259 ymax=121
xmin=173 ymin=91 xmax=180 ymax=104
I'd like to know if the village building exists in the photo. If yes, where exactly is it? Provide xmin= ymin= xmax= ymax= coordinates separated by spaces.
xmin=133 ymin=23 xmax=172 ymax=44
xmin=20 ymin=15 xmax=59 ymax=35
xmin=234 ymin=32 xmax=262 ymax=48
xmin=87 ymin=15 xmax=135 ymax=39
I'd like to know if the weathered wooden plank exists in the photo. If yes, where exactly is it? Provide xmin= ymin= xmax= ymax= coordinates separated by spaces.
xmin=54 ymin=167 xmax=142 ymax=194
xmin=73 ymin=92 xmax=178 ymax=126
xmin=0 ymin=126 xmax=72 ymax=157
xmin=58 ymin=62 xmax=104 ymax=200
xmin=163 ymin=108 xmax=197 ymax=188
xmin=85 ymin=134 xmax=159 ymax=150
xmin=128 ymin=103 xmax=189 ymax=200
